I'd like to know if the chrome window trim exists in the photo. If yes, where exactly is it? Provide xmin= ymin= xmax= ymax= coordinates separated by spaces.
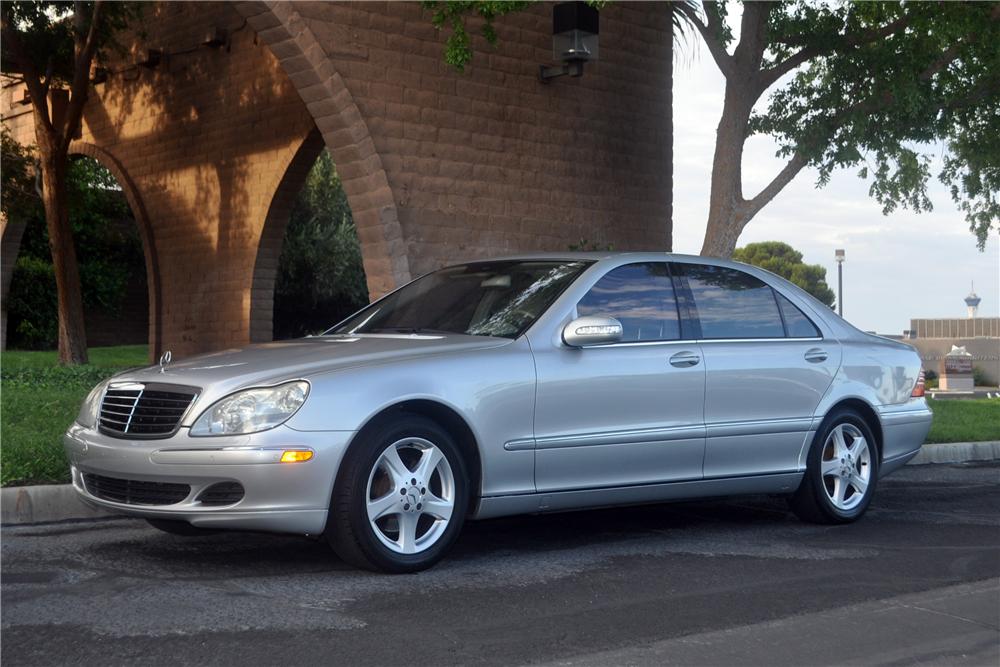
xmin=696 ymin=337 xmax=824 ymax=344
xmin=570 ymin=336 xmax=824 ymax=349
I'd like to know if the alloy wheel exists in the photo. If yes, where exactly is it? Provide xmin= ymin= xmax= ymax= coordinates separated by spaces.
xmin=365 ymin=437 xmax=456 ymax=554
xmin=820 ymin=423 xmax=871 ymax=511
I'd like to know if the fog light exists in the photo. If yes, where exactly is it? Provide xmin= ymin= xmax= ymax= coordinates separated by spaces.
xmin=280 ymin=450 xmax=313 ymax=463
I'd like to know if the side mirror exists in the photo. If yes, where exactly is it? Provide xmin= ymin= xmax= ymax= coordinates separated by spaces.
xmin=563 ymin=316 xmax=623 ymax=347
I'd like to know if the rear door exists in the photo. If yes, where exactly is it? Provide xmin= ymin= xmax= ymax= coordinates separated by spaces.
xmin=670 ymin=262 xmax=840 ymax=478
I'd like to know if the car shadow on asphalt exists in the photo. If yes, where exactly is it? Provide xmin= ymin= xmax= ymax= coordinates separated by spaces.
xmin=72 ymin=495 xmax=798 ymax=574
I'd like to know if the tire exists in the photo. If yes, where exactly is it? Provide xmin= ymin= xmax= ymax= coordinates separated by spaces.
xmin=789 ymin=409 xmax=879 ymax=524
xmin=326 ymin=414 xmax=470 ymax=573
xmin=146 ymin=518 xmax=219 ymax=536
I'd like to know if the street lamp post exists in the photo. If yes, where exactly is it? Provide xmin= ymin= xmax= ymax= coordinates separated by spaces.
xmin=835 ymin=249 xmax=846 ymax=316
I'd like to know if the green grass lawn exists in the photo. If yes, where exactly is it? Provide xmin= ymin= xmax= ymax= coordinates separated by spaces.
xmin=0 ymin=344 xmax=997 ymax=486
xmin=1 ymin=345 xmax=148 ymax=486
xmin=925 ymin=398 xmax=1000 ymax=444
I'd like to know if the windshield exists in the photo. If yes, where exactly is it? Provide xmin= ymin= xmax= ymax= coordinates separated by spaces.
xmin=329 ymin=260 xmax=589 ymax=339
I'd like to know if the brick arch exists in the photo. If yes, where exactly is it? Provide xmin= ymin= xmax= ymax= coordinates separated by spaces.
xmin=68 ymin=141 xmax=162 ymax=358
xmin=249 ymin=128 xmax=327 ymax=342
xmin=235 ymin=1 xmax=411 ymax=300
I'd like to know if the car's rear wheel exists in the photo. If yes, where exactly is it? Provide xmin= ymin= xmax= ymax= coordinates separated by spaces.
xmin=789 ymin=409 xmax=879 ymax=524
xmin=326 ymin=414 xmax=469 ymax=573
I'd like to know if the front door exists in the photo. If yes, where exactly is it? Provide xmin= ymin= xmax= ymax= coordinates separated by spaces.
xmin=530 ymin=262 xmax=706 ymax=493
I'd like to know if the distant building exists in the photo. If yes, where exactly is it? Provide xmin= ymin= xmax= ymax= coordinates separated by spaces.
xmin=902 ymin=291 xmax=999 ymax=386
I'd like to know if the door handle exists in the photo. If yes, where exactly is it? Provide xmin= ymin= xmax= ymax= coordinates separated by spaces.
xmin=804 ymin=348 xmax=828 ymax=363
xmin=669 ymin=351 xmax=701 ymax=368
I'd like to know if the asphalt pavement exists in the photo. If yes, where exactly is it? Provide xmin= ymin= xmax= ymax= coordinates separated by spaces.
xmin=2 ymin=463 xmax=998 ymax=666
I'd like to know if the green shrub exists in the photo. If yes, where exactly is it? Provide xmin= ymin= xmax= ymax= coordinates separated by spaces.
xmin=5 ymin=155 xmax=144 ymax=350
xmin=273 ymin=151 xmax=369 ymax=339
xmin=6 ymin=256 xmax=58 ymax=349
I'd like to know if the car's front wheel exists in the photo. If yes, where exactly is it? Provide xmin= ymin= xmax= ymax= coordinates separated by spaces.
xmin=790 ymin=409 xmax=879 ymax=524
xmin=326 ymin=414 xmax=469 ymax=573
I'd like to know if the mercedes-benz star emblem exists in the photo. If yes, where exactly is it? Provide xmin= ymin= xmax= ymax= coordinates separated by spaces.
xmin=159 ymin=350 xmax=172 ymax=373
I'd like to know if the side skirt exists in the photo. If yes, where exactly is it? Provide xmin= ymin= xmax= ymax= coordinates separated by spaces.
xmin=473 ymin=472 xmax=804 ymax=520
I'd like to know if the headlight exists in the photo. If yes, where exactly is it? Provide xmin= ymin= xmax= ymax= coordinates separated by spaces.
xmin=189 ymin=381 xmax=309 ymax=436
xmin=76 ymin=382 xmax=107 ymax=429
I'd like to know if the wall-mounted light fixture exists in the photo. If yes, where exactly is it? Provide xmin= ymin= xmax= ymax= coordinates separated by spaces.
xmin=539 ymin=1 xmax=599 ymax=83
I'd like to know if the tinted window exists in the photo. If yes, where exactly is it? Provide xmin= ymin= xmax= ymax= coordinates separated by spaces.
xmin=576 ymin=263 xmax=680 ymax=342
xmin=332 ymin=260 xmax=588 ymax=339
xmin=777 ymin=293 xmax=820 ymax=337
xmin=675 ymin=264 xmax=784 ymax=339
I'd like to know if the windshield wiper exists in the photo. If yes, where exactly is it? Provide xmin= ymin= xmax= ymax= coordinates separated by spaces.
xmin=368 ymin=327 xmax=453 ymax=335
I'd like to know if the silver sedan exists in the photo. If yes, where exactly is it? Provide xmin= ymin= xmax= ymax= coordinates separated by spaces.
xmin=64 ymin=253 xmax=932 ymax=572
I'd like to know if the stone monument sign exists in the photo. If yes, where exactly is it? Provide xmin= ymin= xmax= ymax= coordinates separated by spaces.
xmin=939 ymin=345 xmax=974 ymax=392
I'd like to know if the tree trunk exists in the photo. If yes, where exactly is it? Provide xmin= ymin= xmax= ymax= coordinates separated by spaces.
xmin=39 ymin=149 xmax=89 ymax=365
xmin=700 ymin=80 xmax=756 ymax=258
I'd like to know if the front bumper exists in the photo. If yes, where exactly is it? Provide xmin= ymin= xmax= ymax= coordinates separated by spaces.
xmin=63 ymin=423 xmax=355 ymax=535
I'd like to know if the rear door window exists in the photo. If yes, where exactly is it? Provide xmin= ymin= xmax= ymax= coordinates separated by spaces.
xmin=672 ymin=264 xmax=784 ymax=339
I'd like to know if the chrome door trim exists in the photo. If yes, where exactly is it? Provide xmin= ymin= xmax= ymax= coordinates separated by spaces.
xmin=503 ymin=438 xmax=536 ymax=452
xmin=533 ymin=424 xmax=706 ymax=450
xmin=705 ymin=416 xmax=815 ymax=439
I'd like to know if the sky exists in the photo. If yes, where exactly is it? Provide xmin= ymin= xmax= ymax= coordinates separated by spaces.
xmin=670 ymin=23 xmax=999 ymax=335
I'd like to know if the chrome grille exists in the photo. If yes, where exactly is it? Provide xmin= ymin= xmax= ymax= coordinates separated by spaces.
xmin=99 ymin=382 xmax=198 ymax=438
xmin=82 ymin=473 xmax=190 ymax=506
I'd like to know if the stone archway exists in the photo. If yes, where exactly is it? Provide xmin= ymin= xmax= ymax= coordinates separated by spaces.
xmin=235 ymin=1 xmax=411 ymax=299
xmin=249 ymin=128 xmax=327 ymax=342
xmin=68 ymin=142 xmax=163 ymax=358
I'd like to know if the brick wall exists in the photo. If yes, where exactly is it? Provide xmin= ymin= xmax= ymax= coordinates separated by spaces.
xmin=242 ymin=1 xmax=673 ymax=279
xmin=3 ymin=1 xmax=672 ymax=358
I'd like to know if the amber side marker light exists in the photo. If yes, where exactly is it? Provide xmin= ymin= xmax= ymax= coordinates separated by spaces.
xmin=911 ymin=370 xmax=926 ymax=398
xmin=280 ymin=450 xmax=314 ymax=463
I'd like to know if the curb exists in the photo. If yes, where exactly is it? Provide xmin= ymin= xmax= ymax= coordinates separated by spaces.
xmin=1 ymin=484 xmax=112 ymax=525
xmin=908 ymin=441 xmax=1000 ymax=465
xmin=3 ymin=441 xmax=998 ymax=526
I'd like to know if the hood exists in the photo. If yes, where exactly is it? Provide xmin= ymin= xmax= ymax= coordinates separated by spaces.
xmin=111 ymin=333 xmax=512 ymax=407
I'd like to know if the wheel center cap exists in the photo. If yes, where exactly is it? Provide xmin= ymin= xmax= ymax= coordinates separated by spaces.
xmin=406 ymin=488 xmax=420 ymax=508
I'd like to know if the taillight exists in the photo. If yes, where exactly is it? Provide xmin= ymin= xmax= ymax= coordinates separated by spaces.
xmin=911 ymin=369 xmax=926 ymax=397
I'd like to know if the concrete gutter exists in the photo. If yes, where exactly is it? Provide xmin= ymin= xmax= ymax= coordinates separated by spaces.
xmin=2 ymin=441 xmax=998 ymax=526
